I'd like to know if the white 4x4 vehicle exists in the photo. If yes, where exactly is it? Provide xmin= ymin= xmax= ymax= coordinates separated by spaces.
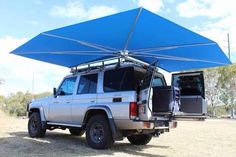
xmin=27 ymin=59 xmax=206 ymax=149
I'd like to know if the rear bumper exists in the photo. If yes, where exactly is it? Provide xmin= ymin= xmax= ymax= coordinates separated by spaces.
xmin=153 ymin=119 xmax=177 ymax=129
xmin=115 ymin=118 xmax=177 ymax=130
xmin=115 ymin=119 xmax=155 ymax=130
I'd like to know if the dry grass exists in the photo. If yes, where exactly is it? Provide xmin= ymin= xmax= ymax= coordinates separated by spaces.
xmin=0 ymin=110 xmax=236 ymax=157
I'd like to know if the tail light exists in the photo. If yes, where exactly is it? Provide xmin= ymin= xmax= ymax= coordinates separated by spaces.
xmin=130 ymin=102 xmax=138 ymax=119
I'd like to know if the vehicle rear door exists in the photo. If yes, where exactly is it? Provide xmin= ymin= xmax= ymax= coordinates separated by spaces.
xmin=172 ymin=71 xmax=207 ymax=119
xmin=138 ymin=66 xmax=177 ymax=120
xmin=138 ymin=63 xmax=157 ymax=121
xmin=71 ymin=73 xmax=98 ymax=125
xmin=97 ymin=67 xmax=137 ymax=120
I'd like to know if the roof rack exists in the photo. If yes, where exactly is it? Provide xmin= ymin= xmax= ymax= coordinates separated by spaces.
xmin=70 ymin=56 xmax=150 ymax=74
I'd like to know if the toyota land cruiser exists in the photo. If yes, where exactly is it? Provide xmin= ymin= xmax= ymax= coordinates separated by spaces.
xmin=27 ymin=59 xmax=206 ymax=149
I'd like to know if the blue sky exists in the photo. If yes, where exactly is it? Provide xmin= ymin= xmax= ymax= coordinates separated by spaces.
xmin=0 ymin=0 xmax=211 ymax=38
xmin=0 ymin=0 xmax=235 ymax=95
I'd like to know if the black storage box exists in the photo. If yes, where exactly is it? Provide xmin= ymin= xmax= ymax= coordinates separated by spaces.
xmin=152 ymin=86 xmax=175 ymax=113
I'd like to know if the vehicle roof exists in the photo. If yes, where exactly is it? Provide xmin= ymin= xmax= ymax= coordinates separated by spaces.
xmin=65 ymin=63 xmax=165 ymax=79
xmin=64 ymin=63 xmax=138 ymax=77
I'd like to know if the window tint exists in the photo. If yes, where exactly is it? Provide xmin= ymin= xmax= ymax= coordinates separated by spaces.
xmin=103 ymin=67 xmax=134 ymax=92
xmin=141 ymin=71 xmax=164 ymax=89
xmin=152 ymin=77 xmax=164 ymax=87
xmin=77 ymin=74 xmax=98 ymax=94
xmin=58 ymin=77 xmax=76 ymax=95
xmin=172 ymin=73 xmax=204 ymax=98
xmin=141 ymin=70 xmax=152 ymax=90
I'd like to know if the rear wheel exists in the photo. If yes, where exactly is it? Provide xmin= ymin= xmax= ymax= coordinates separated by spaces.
xmin=86 ymin=115 xmax=114 ymax=149
xmin=69 ymin=128 xmax=85 ymax=136
xmin=127 ymin=134 xmax=152 ymax=145
xmin=28 ymin=112 xmax=46 ymax=138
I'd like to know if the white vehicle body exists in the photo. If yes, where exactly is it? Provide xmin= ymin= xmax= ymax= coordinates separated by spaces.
xmin=27 ymin=60 xmax=206 ymax=149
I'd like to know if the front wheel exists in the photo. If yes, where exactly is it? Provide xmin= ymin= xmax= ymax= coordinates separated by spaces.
xmin=127 ymin=134 xmax=152 ymax=145
xmin=28 ymin=112 xmax=46 ymax=138
xmin=86 ymin=115 xmax=114 ymax=149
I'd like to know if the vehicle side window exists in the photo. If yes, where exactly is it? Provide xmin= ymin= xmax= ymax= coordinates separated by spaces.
xmin=103 ymin=67 xmax=134 ymax=92
xmin=141 ymin=72 xmax=165 ymax=89
xmin=152 ymin=77 xmax=164 ymax=87
xmin=77 ymin=74 xmax=98 ymax=94
xmin=58 ymin=77 xmax=76 ymax=96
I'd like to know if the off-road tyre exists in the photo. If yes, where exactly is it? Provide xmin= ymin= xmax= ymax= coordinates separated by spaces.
xmin=28 ymin=112 xmax=46 ymax=138
xmin=86 ymin=115 xmax=114 ymax=149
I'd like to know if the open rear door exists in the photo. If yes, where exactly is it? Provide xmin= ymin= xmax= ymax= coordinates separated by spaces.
xmin=172 ymin=71 xmax=207 ymax=120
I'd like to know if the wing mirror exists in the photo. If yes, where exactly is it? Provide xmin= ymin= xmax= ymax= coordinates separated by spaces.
xmin=53 ymin=87 xmax=57 ymax=98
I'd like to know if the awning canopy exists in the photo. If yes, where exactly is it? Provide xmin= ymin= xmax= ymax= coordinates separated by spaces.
xmin=11 ymin=7 xmax=231 ymax=72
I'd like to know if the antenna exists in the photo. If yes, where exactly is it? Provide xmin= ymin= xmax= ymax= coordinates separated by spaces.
xmin=227 ymin=33 xmax=231 ymax=61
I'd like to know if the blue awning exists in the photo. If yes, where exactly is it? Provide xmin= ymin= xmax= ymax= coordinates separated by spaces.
xmin=11 ymin=7 xmax=231 ymax=72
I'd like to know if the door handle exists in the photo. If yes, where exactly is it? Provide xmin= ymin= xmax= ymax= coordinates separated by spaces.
xmin=66 ymin=101 xmax=70 ymax=104
xmin=90 ymin=100 xmax=95 ymax=103
xmin=53 ymin=101 xmax=59 ymax=104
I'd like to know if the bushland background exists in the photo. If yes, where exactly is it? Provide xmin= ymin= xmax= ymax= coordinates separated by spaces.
xmin=0 ymin=63 xmax=236 ymax=118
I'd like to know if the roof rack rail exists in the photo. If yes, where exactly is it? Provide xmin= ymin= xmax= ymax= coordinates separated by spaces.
xmin=70 ymin=56 xmax=149 ymax=74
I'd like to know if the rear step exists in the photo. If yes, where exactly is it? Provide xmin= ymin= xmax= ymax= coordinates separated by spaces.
xmin=173 ymin=112 xmax=207 ymax=121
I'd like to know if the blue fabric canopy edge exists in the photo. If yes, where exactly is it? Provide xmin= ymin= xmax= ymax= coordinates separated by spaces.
xmin=10 ymin=7 xmax=231 ymax=72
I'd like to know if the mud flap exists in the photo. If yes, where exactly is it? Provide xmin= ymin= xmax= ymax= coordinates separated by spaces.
xmin=108 ymin=118 xmax=123 ymax=141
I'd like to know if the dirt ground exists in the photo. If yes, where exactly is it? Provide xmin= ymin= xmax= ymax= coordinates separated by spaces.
xmin=0 ymin=111 xmax=236 ymax=157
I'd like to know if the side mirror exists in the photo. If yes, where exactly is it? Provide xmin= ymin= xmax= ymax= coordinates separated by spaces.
xmin=53 ymin=87 xmax=57 ymax=98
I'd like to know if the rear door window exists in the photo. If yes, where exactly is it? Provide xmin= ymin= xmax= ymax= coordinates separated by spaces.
xmin=103 ymin=67 xmax=134 ymax=92
xmin=172 ymin=72 xmax=205 ymax=98
xmin=141 ymin=72 xmax=165 ymax=89
xmin=77 ymin=74 xmax=98 ymax=94
xmin=152 ymin=77 xmax=164 ymax=87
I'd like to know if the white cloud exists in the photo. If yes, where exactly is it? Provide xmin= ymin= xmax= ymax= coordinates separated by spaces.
xmin=87 ymin=5 xmax=117 ymax=19
xmin=198 ymin=18 xmax=236 ymax=57
xmin=177 ymin=0 xmax=236 ymax=18
xmin=50 ymin=1 xmax=86 ymax=19
xmin=49 ymin=1 xmax=117 ymax=20
xmin=0 ymin=36 xmax=68 ymax=96
xmin=177 ymin=0 xmax=236 ymax=60
xmin=134 ymin=0 xmax=164 ymax=13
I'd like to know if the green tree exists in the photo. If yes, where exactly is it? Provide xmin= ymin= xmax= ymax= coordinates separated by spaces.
xmin=4 ymin=91 xmax=51 ymax=116
xmin=0 ymin=79 xmax=4 ymax=109
xmin=217 ymin=64 xmax=236 ymax=117
xmin=204 ymin=68 xmax=221 ymax=116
